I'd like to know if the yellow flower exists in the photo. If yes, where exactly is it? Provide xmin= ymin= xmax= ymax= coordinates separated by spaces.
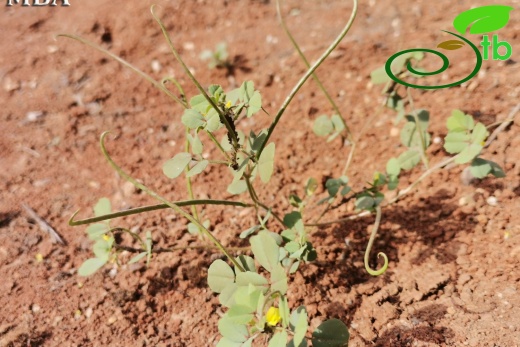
xmin=102 ymin=234 xmax=111 ymax=241
xmin=265 ymin=306 xmax=281 ymax=326
xmin=225 ymin=101 xmax=232 ymax=108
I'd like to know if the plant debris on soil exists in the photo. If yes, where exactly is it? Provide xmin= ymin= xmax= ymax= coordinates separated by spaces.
xmin=1 ymin=1 xmax=519 ymax=346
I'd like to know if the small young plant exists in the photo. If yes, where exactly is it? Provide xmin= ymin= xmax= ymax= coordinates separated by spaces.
xmin=200 ymin=42 xmax=231 ymax=69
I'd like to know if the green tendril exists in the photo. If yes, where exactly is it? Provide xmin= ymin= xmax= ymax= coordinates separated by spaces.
xmin=98 ymin=131 xmax=244 ymax=272
xmin=364 ymin=206 xmax=388 ymax=276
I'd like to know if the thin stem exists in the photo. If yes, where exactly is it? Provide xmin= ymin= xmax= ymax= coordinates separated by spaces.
xmin=185 ymin=132 xmax=200 ymax=229
xmin=364 ymin=206 xmax=388 ymax=276
xmin=276 ymin=0 xmax=353 ymax=140
xmin=69 ymin=200 xmax=252 ymax=226
xmin=244 ymin=172 xmax=285 ymax=227
xmin=56 ymin=34 xmax=185 ymax=108
xmin=97 ymin=132 xmax=244 ymax=272
xmin=115 ymin=244 xmax=250 ymax=254
xmin=161 ymin=76 xmax=188 ymax=108
xmin=150 ymin=5 xmax=239 ymax=148
xmin=206 ymin=131 xmax=231 ymax=161
xmin=256 ymin=0 xmax=358 ymax=159
xmin=406 ymin=87 xmax=429 ymax=168
xmin=307 ymin=156 xmax=456 ymax=227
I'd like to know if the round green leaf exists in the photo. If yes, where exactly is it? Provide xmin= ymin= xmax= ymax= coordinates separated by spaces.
xmin=78 ymin=257 xmax=107 ymax=277
xmin=236 ymin=271 xmax=269 ymax=293
xmin=218 ymin=317 xmax=249 ymax=343
xmin=397 ymin=150 xmax=421 ymax=170
xmin=469 ymin=158 xmax=492 ymax=178
xmin=208 ymin=259 xmax=235 ymax=293
xmin=162 ymin=152 xmax=192 ymax=179
xmin=312 ymin=319 xmax=350 ymax=347
xmin=268 ymin=331 xmax=288 ymax=347
xmin=250 ymin=231 xmax=280 ymax=272
xmin=247 ymin=91 xmax=262 ymax=117
xmin=470 ymin=122 xmax=488 ymax=145
xmin=455 ymin=143 xmax=482 ymax=164
xmin=290 ymin=306 xmax=308 ymax=347
xmin=258 ymin=142 xmax=275 ymax=183
xmin=227 ymin=180 xmax=247 ymax=195
xmin=313 ymin=115 xmax=334 ymax=136
xmin=444 ymin=132 xmax=470 ymax=154
xmin=86 ymin=223 xmax=108 ymax=240
xmin=205 ymin=109 xmax=221 ymax=132
xmin=270 ymin=264 xmax=288 ymax=295
xmin=94 ymin=197 xmax=111 ymax=217
xmin=386 ymin=158 xmax=401 ymax=176
xmin=447 ymin=110 xmax=474 ymax=132
xmin=182 ymin=109 xmax=205 ymax=129
xmin=186 ymin=160 xmax=209 ymax=177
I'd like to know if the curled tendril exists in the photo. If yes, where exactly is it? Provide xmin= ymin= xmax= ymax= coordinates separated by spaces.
xmin=385 ymin=30 xmax=482 ymax=90
xmin=364 ymin=206 xmax=388 ymax=276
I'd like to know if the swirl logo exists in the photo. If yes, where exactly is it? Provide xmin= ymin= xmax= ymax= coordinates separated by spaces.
xmin=385 ymin=5 xmax=514 ymax=90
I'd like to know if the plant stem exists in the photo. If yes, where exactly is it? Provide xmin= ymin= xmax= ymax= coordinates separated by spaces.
xmin=364 ymin=206 xmax=388 ymax=276
xmin=97 ymin=132 xmax=244 ymax=271
xmin=69 ymin=200 xmax=253 ymax=226
xmin=276 ymin=0 xmax=354 ymax=141
xmin=256 ymin=0 xmax=358 ymax=159
xmin=115 ymin=243 xmax=250 ymax=254
xmin=56 ymin=34 xmax=186 ymax=108
xmin=150 ymin=6 xmax=239 ymax=148
xmin=306 ymin=156 xmax=456 ymax=227
xmin=185 ymin=132 xmax=200 ymax=229
xmin=406 ymin=87 xmax=429 ymax=168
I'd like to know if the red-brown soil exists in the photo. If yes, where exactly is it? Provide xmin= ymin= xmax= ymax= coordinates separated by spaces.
xmin=1 ymin=1 xmax=519 ymax=346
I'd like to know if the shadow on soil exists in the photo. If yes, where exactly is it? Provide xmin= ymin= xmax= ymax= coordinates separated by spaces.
xmin=375 ymin=304 xmax=454 ymax=346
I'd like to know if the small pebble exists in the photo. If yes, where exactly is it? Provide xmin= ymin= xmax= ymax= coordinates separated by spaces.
xmin=85 ymin=307 xmax=93 ymax=319
xmin=107 ymin=316 xmax=117 ymax=325
xmin=32 ymin=304 xmax=41 ymax=313
xmin=486 ymin=196 xmax=498 ymax=206
xmin=26 ymin=111 xmax=44 ymax=122
xmin=151 ymin=59 xmax=161 ymax=73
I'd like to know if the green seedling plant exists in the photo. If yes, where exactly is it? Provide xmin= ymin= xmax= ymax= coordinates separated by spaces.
xmin=60 ymin=0 xmax=509 ymax=345
xmin=200 ymin=42 xmax=231 ymax=69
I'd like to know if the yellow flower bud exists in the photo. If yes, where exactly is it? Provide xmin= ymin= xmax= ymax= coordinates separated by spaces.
xmin=265 ymin=306 xmax=281 ymax=326
xmin=102 ymin=234 xmax=110 ymax=241
xmin=226 ymin=101 xmax=232 ymax=108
